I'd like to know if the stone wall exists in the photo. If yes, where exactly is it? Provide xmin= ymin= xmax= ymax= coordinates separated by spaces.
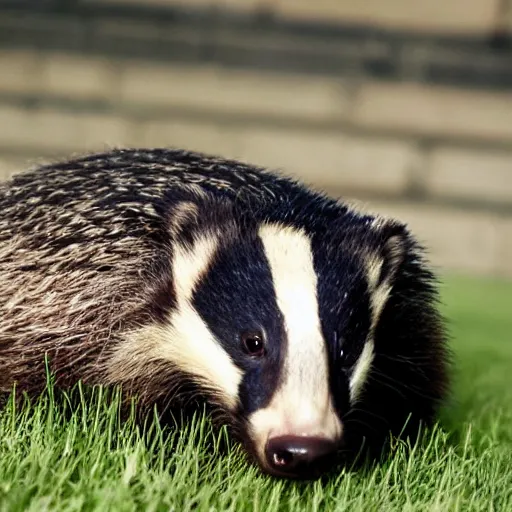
xmin=1 ymin=44 xmax=511 ymax=279
xmin=92 ymin=0 xmax=505 ymax=34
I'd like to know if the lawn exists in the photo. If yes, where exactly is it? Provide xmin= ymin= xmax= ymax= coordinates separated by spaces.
xmin=0 ymin=275 xmax=511 ymax=511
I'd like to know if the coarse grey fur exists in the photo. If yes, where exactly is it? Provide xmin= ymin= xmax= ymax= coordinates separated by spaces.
xmin=0 ymin=148 xmax=282 ymax=401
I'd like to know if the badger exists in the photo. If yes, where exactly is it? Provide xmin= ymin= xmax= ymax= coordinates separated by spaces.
xmin=0 ymin=148 xmax=449 ymax=478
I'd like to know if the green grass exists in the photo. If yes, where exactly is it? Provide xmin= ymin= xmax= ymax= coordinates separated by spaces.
xmin=1 ymin=275 xmax=511 ymax=511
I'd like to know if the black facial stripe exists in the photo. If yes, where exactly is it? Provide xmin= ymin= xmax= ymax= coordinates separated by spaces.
xmin=311 ymin=234 xmax=372 ymax=416
xmin=191 ymin=231 xmax=286 ymax=415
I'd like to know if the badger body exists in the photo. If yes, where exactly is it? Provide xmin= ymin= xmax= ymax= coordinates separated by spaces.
xmin=0 ymin=148 xmax=448 ymax=478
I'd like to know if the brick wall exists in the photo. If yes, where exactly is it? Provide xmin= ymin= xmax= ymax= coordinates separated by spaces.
xmin=0 ymin=48 xmax=511 ymax=279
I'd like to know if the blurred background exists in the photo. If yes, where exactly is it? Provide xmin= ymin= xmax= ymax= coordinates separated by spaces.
xmin=0 ymin=0 xmax=511 ymax=280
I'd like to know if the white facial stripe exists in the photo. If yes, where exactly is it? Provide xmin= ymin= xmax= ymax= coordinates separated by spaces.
xmin=366 ymin=256 xmax=392 ymax=332
xmin=249 ymin=224 xmax=342 ymax=460
xmin=345 ymin=257 xmax=386 ymax=405
xmin=156 ymin=304 xmax=242 ymax=409
xmin=169 ymin=232 xmax=242 ymax=408
xmin=350 ymin=248 xmax=397 ymax=405
xmin=366 ymin=254 xmax=384 ymax=291
xmin=173 ymin=235 xmax=218 ymax=302
xmin=349 ymin=339 xmax=375 ymax=403
xmin=108 ymin=231 xmax=242 ymax=410
xmin=259 ymin=225 xmax=322 ymax=360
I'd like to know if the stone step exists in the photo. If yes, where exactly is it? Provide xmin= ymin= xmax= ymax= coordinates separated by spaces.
xmin=3 ymin=49 xmax=512 ymax=146
xmin=92 ymin=0 xmax=502 ymax=34
xmin=275 ymin=0 xmax=500 ymax=34
xmin=2 ymin=101 xmax=512 ymax=208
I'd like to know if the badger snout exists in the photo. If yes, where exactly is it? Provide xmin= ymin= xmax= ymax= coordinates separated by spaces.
xmin=265 ymin=435 xmax=337 ymax=478
xmin=248 ymin=400 xmax=343 ymax=478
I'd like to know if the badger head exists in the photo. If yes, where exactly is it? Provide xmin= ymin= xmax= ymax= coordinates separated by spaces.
xmin=107 ymin=193 xmax=447 ymax=479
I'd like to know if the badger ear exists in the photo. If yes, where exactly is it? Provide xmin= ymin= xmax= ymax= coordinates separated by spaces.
xmin=168 ymin=200 xmax=201 ymax=239
xmin=375 ymin=221 xmax=408 ymax=288
xmin=166 ymin=194 xmax=238 ymax=243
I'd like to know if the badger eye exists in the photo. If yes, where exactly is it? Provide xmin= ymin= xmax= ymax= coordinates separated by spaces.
xmin=339 ymin=348 xmax=349 ymax=369
xmin=241 ymin=330 xmax=265 ymax=357
xmin=335 ymin=333 xmax=349 ymax=368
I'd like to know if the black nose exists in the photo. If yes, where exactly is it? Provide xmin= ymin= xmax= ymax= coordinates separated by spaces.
xmin=265 ymin=435 xmax=337 ymax=478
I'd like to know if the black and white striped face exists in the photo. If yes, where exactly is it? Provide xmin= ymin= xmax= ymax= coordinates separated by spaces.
xmin=157 ymin=216 xmax=401 ymax=478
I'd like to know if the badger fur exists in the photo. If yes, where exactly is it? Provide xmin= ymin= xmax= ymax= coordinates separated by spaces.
xmin=0 ymin=148 xmax=449 ymax=478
